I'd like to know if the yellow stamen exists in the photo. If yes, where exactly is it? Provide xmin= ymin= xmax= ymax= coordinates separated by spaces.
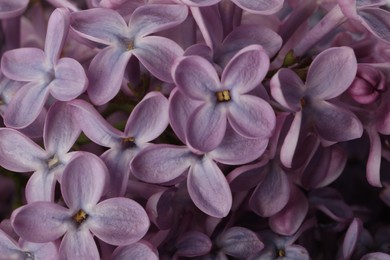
xmin=127 ymin=42 xmax=134 ymax=51
xmin=277 ymin=249 xmax=286 ymax=257
xmin=47 ymin=155 xmax=60 ymax=169
xmin=122 ymin=137 xmax=135 ymax=143
xmin=215 ymin=90 xmax=231 ymax=102
xmin=73 ymin=209 xmax=88 ymax=224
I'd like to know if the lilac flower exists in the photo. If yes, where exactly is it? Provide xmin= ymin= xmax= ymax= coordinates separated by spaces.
xmin=0 ymin=8 xmax=88 ymax=128
xmin=0 ymin=101 xmax=81 ymax=202
xmin=172 ymin=44 xmax=275 ymax=152
xmin=12 ymin=153 xmax=149 ymax=259
xmin=270 ymin=47 xmax=363 ymax=167
xmin=70 ymin=4 xmax=188 ymax=105
xmin=69 ymin=91 xmax=169 ymax=197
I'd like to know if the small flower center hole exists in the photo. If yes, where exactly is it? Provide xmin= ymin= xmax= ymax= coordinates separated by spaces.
xmin=215 ymin=90 xmax=231 ymax=102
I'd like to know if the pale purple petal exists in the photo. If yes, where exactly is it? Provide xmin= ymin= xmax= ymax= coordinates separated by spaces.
xmin=45 ymin=8 xmax=70 ymax=63
xmin=227 ymin=94 xmax=275 ymax=139
xmin=0 ymin=128 xmax=46 ymax=172
xmin=125 ymin=91 xmax=169 ymax=144
xmin=172 ymin=55 xmax=219 ymax=100
xmin=49 ymin=58 xmax=87 ymax=101
xmin=359 ymin=8 xmax=390 ymax=43
xmin=270 ymin=68 xmax=305 ymax=111
xmin=249 ymin=165 xmax=290 ymax=217
xmin=112 ymin=242 xmax=159 ymax=260
xmin=309 ymin=101 xmax=363 ymax=142
xmin=186 ymin=104 xmax=226 ymax=152
xmin=128 ymin=4 xmax=188 ymax=38
xmin=222 ymin=45 xmax=269 ymax=94
xmin=0 ymin=229 xmax=20 ymax=257
xmin=0 ymin=0 xmax=28 ymax=19
xmin=87 ymin=46 xmax=131 ymax=105
xmin=209 ymin=125 xmax=268 ymax=165
xmin=361 ymin=252 xmax=390 ymax=260
xmin=89 ymin=198 xmax=149 ymax=245
xmin=68 ymin=99 xmax=123 ymax=147
xmin=61 ymin=153 xmax=107 ymax=211
xmin=25 ymin=170 xmax=57 ymax=203
xmin=187 ymin=156 xmax=232 ymax=218
xmin=181 ymin=0 xmax=220 ymax=6
xmin=175 ymin=231 xmax=212 ymax=257
xmin=44 ymin=102 xmax=81 ymax=155
xmin=231 ymin=0 xmax=284 ymax=14
xmin=59 ymin=229 xmax=99 ymax=260
xmin=1 ymin=48 xmax=50 ymax=82
xmin=4 ymin=82 xmax=50 ymax=128
xmin=146 ymin=189 xmax=175 ymax=229
xmin=131 ymin=144 xmax=194 ymax=183
xmin=20 ymin=240 xmax=59 ymax=260
xmin=12 ymin=202 xmax=70 ymax=243
xmin=70 ymin=8 xmax=127 ymax=45
xmin=280 ymin=111 xmax=302 ymax=168
xmin=366 ymin=127 xmax=382 ymax=187
xmin=133 ymin=36 xmax=184 ymax=83
xmin=342 ymin=218 xmax=362 ymax=260
xmin=305 ymin=47 xmax=357 ymax=99
xmin=285 ymin=245 xmax=310 ymax=259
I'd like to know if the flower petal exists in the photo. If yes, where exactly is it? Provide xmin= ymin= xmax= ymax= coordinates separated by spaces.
xmin=280 ymin=111 xmax=302 ymax=168
xmin=128 ymin=4 xmax=188 ymax=38
xmin=0 ymin=128 xmax=46 ymax=172
xmin=366 ymin=126 xmax=382 ymax=187
xmin=49 ymin=57 xmax=87 ymax=101
xmin=305 ymin=47 xmax=357 ymax=99
xmin=59 ymin=229 xmax=99 ymax=260
xmin=45 ymin=8 xmax=70 ymax=63
xmin=61 ymin=153 xmax=107 ymax=211
xmin=133 ymin=35 xmax=184 ymax=83
xmin=359 ymin=8 xmax=390 ymax=44
xmin=341 ymin=218 xmax=362 ymax=260
xmin=0 ymin=0 xmax=28 ymax=19
xmin=25 ymin=170 xmax=57 ymax=203
xmin=175 ymin=231 xmax=212 ymax=257
xmin=131 ymin=144 xmax=193 ymax=183
xmin=87 ymin=46 xmax=131 ymax=105
xmin=112 ymin=242 xmax=158 ymax=260
xmin=125 ymin=91 xmax=169 ymax=144
xmin=187 ymin=156 xmax=232 ymax=218
xmin=222 ymin=45 xmax=269 ymax=94
xmin=89 ymin=198 xmax=149 ymax=245
xmin=231 ymin=0 xmax=284 ymax=14
xmin=12 ymin=202 xmax=69 ymax=243
xmin=227 ymin=94 xmax=275 ymax=139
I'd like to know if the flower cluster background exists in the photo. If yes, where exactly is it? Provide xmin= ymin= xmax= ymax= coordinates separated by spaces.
xmin=0 ymin=0 xmax=390 ymax=259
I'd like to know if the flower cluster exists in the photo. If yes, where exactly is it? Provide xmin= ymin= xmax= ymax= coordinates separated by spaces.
xmin=0 ymin=0 xmax=389 ymax=259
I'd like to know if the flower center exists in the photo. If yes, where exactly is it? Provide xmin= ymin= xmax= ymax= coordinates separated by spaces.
xmin=121 ymin=137 xmax=136 ymax=149
xmin=277 ymin=249 xmax=286 ymax=258
xmin=300 ymin=97 xmax=306 ymax=107
xmin=72 ymin=209 xmax=88 ymax=225
xmin=47 ymin=155 xmax=60 ymax=170
xmin=215 ymin=90 xmax=231 ymax=102
xmin=126 ymin=41 xmax=134 ymax=51
xmin=24 ymin=252 xmax=34 ymax=259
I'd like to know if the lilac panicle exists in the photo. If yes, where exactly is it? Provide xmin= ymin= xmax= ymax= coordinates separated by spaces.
xmin=70 ymin=4 xmax=188 ymax=105
xmin=0 ymin=8 xmax=87 ymax=128
xmin=12 ymin=153 xmax=149 ymax=259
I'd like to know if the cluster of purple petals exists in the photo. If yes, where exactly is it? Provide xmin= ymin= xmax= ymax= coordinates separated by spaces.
xmin=0 ymin=0 xmax=390 ymax=259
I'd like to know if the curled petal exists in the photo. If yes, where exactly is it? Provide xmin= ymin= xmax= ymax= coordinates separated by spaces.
xmin=45 ymin=8 xmax=70 ymax=63
xmin=341 ymin=218 xmax=363 ymax=260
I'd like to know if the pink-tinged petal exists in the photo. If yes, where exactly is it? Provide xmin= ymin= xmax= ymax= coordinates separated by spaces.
xmin=133 ymin=35 xmax=184 ymax=83
xmin=361 ymin=252 xmax=390 ymax=260
xmin=1 ymin=48 xmax=50 ymax=82
xmin=181 ymin=0 xmax=220 ymax=6
xmin=366 ymin=126 xmax=382 ymax=187
xmin=168 ymin=88 xmax=202 ymax=143
xmin=172 ymin=55 xmax=219 ymax=100
xmin=227 ymin=94 xmax=275 ymax=139
xmin=45 ymin=8 xmax=70 ymax=63
xmin=217 ymin=227 xmax=264 ymax=258
xmin=112 ymin=242 xmax=158 ymax=260
xmin=49 ymin=58 xmax=87 ymax=101
xmin=87 ymin=46 xmax=131 ymax=105
xmin=59 ymin=229 xmax=99 ymax=260
xmin=0 ymin=0 xmax=28 ymax=19
xmin=338 ymin=0 xmax=358 ymax=18
xmin=359 ymin=8 xmax=390 ymax=44
xmin=270 ymin=68 xmax=305 ymax=111
xmin=0 ymin=128 xmax=46 ymax=172
xmin=357 ymin=0 xmax=388 ymax=7
xmin=4 ymin=82 xmax=50 ymax=128
xmin=269 ymin=187 xmax=309 ymax=236
xmin=125 ymin=91 xmax=169 ymax=143
xmin=175 ymin=231 xmax=212 ymax=257
xmin=129 ymin=4 xmax=188 ymax=38
xmin=285 ymin=245 xmax=310 ymax=259
xmin=25 ymin=170 xmax=57 ymax=203
xmin=44 ymin=102 xmax=81 ymax=155
xmin=209 ymin=125 xmax=268 ymax=165
xmin=222 ymin=45 xmax=269 ymax=94
xmin=249 ymin=164 xmax=290 ymax=217
xmin=305 ymin=47 xmax=357 ymax=99
xmin=12 ymin=202 xmax=69 ymax=243
xmin=46 ymin=0 xmax=79 ymax=11
xmin=89 ymin=198 xmax=149 ymax=245
xmin=68 ymin=99 xmax=123 ymax=147
xmin=70 ymin=8 xmax=127 ymax=45
xmin=341 ymin=218 xmax=362 ymax=260
xmin=187 ymin=156 xmax=232 ymax=218
xmin=280 ymin=111 xmax=302 ymax=168
xmin=231 ymin=0 xmax=284 ymax=14
xmin=131 ymin=144 xmax=194 ymax=183
xmin=187 ymin=104 xmax=226 ymax=152
xmin=61 ymin=153 xmax=107 ymax=211
xmin=309 ymin=101 xmax=363 ymax=142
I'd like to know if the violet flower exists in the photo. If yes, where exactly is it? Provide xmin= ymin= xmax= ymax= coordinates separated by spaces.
xmin=70 ymin=4 xmax=188 ymax=105
xmin=0 ymin=8 xmax=87 ymax=128
xmin=11 ymin=153 xmax=149 ymax=259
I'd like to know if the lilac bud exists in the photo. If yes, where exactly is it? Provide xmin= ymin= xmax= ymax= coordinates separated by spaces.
xmin=347 ymin=64 xmax=387 ymax=104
